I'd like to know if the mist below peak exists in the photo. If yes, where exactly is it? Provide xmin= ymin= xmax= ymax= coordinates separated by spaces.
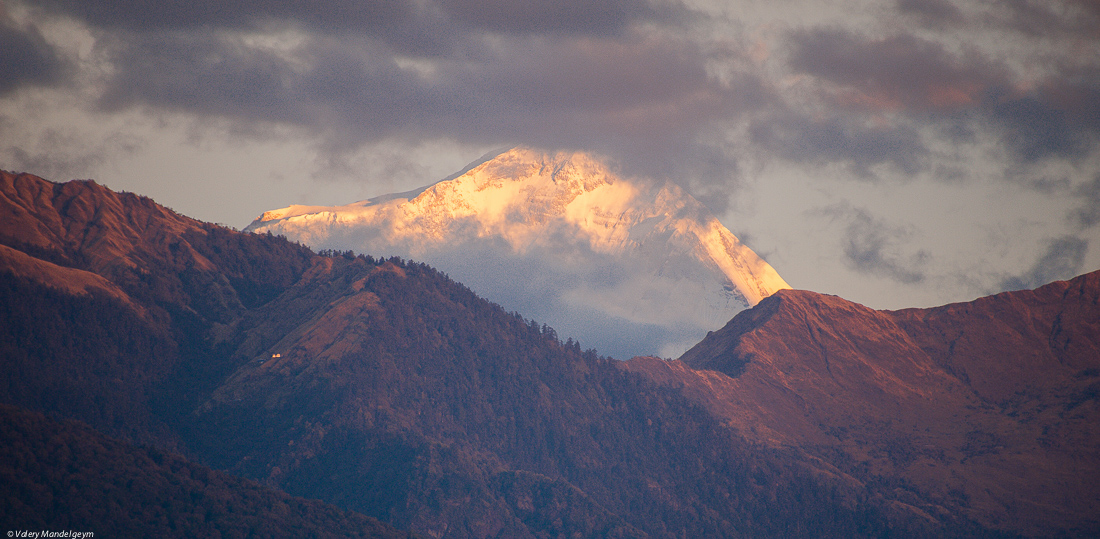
xmin=248 ymin=148 xmax=789 ymax=358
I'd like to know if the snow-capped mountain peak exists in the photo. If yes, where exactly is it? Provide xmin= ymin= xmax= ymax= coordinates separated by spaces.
xmin=247 ymin=147 xmax=790 ymax=358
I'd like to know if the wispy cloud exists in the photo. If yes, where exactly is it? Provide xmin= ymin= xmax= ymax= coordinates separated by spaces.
xmin=1071 ymin=175 xmax=1100 ymax=230
xmin=819 ymin=203 xmax=929 ymax=284
xmin=999 ymin=235 xmax=1089 ymax=291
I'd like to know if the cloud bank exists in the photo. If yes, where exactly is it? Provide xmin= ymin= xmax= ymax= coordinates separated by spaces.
xmin=13 ymin=0 xmax=1089 ymax=178
xmin=2 ymin=0 xmax=1098 ymax=310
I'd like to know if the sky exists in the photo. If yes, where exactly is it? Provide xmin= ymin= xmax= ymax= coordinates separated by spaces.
xmin=1 ymin=0 xmax=1098 ymax=311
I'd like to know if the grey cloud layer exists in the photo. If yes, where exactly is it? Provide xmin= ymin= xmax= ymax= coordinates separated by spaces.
xmin=778 ymin=24 xmax=1099 ymax=171
xmin=34 ymin=0 xmax=684 ymax=35
xmin=750 ymin=113 xmax=927 ymax=177
xmin=41 ymin=0 xmax=731 ymax=168
xmin=17 ymin=0 xmax=1098 ymax=178
xmin=4 ymin=0 xmax=1098 ymax=301
xmin=93 ymin=29 xmax=745 ymax=162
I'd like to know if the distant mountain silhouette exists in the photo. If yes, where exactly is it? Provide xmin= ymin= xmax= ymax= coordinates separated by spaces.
xmin=2 ymin=170 xmax=1097 ymax=537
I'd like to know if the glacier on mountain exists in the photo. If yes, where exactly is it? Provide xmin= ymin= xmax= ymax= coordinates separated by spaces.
xmin=246 ymin=148 xmax=790 ymax=358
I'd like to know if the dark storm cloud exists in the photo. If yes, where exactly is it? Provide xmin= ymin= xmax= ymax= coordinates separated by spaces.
xmin=32 ymin=0 xmax=686 ymax=44
xmin=998 ymin=235 xmax=1088 ymax=291
xmin=750 ymin=113 xmax=927 ymax=177
xmin=762 ymin=28 xmax=996 ymax=176
xmin=30 ymin=0 xmax=1094 ymax=213
xmin=33 ymin=0 xmax=419 ymax=32
xmin=986 ymin=0 xmax=1100 ymax=40
xmin=95 ymin=30 xmax=456 ymax=141
xmin=440 ymin=35 xmax=753 ymax=149
xmin=895 ymin=0 xmax=962 ymax=28
xmin=29 ymin=0 xmax=743 ymax=189
xmin=0 ymin=13 xmax=67 ymax=95
xmin=90 ymin=14 xmax=754 ymax=188
xmin=31 ymin=0 xmax=464 ymax=58
xmin=821 ymin=204 xmax=928 ymax=284
xmin=437 ymin=0 xmax=686 ymax=36
xmin=899 ymin=0 xmax=1100 ymax=37
xmin=983 ymin=89 xmax=1098 ymax=163
xmin=97 ymin=30 xmax=304 ymax=121
xmin=24 ymin=0 xmax=699 ymax=87
xmin=982 ymin=63 xmax=1100 ymax=164
xmin=784 ymin=26 xmax=1100 ymax=167
xmin=787 ymin=28 xmax=1003 ymax=112
xmin=455 ymin=36 xmax=716 ymax=117
xmin=976 ymin=2 xmax=1100 ymax=163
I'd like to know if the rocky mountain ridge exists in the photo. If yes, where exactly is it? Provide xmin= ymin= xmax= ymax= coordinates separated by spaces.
xmin=627 ymin=278 xmax=1100 ymax=535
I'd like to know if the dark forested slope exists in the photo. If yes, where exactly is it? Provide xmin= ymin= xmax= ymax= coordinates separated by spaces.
xmin=0 ymin=404 xmax=411 ymax=538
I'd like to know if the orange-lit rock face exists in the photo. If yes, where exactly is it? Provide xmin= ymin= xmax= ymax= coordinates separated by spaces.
xmin=0 ymin=172 xmax=209 ymax=276
xmin=641 ymin=276 xmax=1100 ymax=535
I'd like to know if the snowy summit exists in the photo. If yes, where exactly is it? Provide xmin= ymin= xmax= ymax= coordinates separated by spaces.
xmin=247 ymin=148 xmax=790 ymax=358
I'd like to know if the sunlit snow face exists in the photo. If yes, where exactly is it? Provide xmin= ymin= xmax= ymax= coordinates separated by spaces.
xmin=248 ymin=149 xmax=789 ymax=359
